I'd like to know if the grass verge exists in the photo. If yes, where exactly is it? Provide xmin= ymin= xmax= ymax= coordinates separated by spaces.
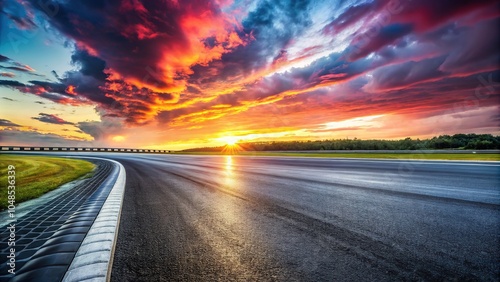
xmin=173 ymin=151 xmax=500 ymax=161
xmin=0 ymin=155 xmax=95 ymax=210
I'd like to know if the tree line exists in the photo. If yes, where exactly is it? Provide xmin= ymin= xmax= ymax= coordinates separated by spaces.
xmin=183 ymin=134 xmax=500 ymax=152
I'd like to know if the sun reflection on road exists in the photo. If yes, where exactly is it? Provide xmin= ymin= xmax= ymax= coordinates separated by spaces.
xmin=224 ymin=156 xmax=235 ymax=187
xmin=225 ymin=156 xmax=233 ymax=171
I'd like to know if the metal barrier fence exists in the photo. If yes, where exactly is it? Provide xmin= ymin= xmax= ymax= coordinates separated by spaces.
xmin=0 ymin=146 xmax=171 ymax=153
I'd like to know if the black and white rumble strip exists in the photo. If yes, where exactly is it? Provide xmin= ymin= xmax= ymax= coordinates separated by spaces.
xmin=0 ymin=157 xmax=126 ymax=282
xmin=63 ymin=159 xmax=125 ymax=282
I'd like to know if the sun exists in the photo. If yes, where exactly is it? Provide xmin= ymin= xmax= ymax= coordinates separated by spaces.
xmin=218 ymin=136 xmax=244 ymax=155
xmin=221 ymin=136 xmax=238 ymax=146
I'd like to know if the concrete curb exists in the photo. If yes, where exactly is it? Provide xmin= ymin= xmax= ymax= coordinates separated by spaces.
xmin=62 ymin=159 xmax=126 ymax=282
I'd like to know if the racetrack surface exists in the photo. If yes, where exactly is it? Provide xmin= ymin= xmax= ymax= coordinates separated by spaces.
xmin=108 ymin=155 xmax=499 ymax=281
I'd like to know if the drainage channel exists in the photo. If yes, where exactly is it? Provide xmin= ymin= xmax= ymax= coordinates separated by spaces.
xmin=0 ymin=159 xmax=116 ymax=281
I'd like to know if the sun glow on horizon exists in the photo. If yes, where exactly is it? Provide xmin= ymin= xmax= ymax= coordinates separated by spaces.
xmin=219 ymin=136 xmax=239 ymax=146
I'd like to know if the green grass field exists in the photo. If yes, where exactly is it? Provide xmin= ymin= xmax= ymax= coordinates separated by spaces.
xmin=174 ymin=151 xmax=500 ymax=161
xmin=0 ymin=155 xmax=95 ymax=210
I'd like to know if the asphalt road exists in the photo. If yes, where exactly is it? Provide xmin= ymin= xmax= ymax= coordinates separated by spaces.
xmin=107 ymin=155 xmax=500 ymax=281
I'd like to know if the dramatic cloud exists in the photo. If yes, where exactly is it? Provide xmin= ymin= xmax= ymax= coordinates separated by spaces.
xmin=349 ymin=23 xmax=413 ymax=61
xmin=0 ymin=0 xmax=498 ymax=147
xmin=71 ymin=50 xmax=108 ymax=81
xmin=32 ymin=113 xmax=75 ymax=125
xmin=334 ymin=0 xmax=498 ymax=61
xmin=28 ymin=0 xmax=249 ymax=92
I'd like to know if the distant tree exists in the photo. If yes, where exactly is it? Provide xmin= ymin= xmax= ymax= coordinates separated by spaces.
xmin=182 ymin=133 xmax=500 ymax=152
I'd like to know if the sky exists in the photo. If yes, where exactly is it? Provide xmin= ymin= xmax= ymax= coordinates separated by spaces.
xmin=0 ymin=0 xmax=498 ymax=150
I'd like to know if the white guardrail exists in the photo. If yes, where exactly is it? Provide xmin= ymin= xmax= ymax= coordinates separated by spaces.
xmin=0 ymin=146 xmax=171 ymax=154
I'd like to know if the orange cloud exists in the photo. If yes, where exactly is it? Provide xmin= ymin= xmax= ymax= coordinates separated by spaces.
xmin=66 ymin=85 xmax=77 ymax=95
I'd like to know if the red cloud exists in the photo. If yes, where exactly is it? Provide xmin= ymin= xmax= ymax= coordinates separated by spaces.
xmin=66 ymin=85 xmax=77 ymax=95
xmin=37 ymin=0 xmax=249 ymax=94
xmin=4 ymin=0 xmax=497 ymax=134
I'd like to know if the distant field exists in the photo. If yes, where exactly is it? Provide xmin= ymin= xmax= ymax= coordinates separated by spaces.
xmin=174 ymin=151 xmax=500 ymax=161
xmin=0 ymin=155 xmax=95 ymax=210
